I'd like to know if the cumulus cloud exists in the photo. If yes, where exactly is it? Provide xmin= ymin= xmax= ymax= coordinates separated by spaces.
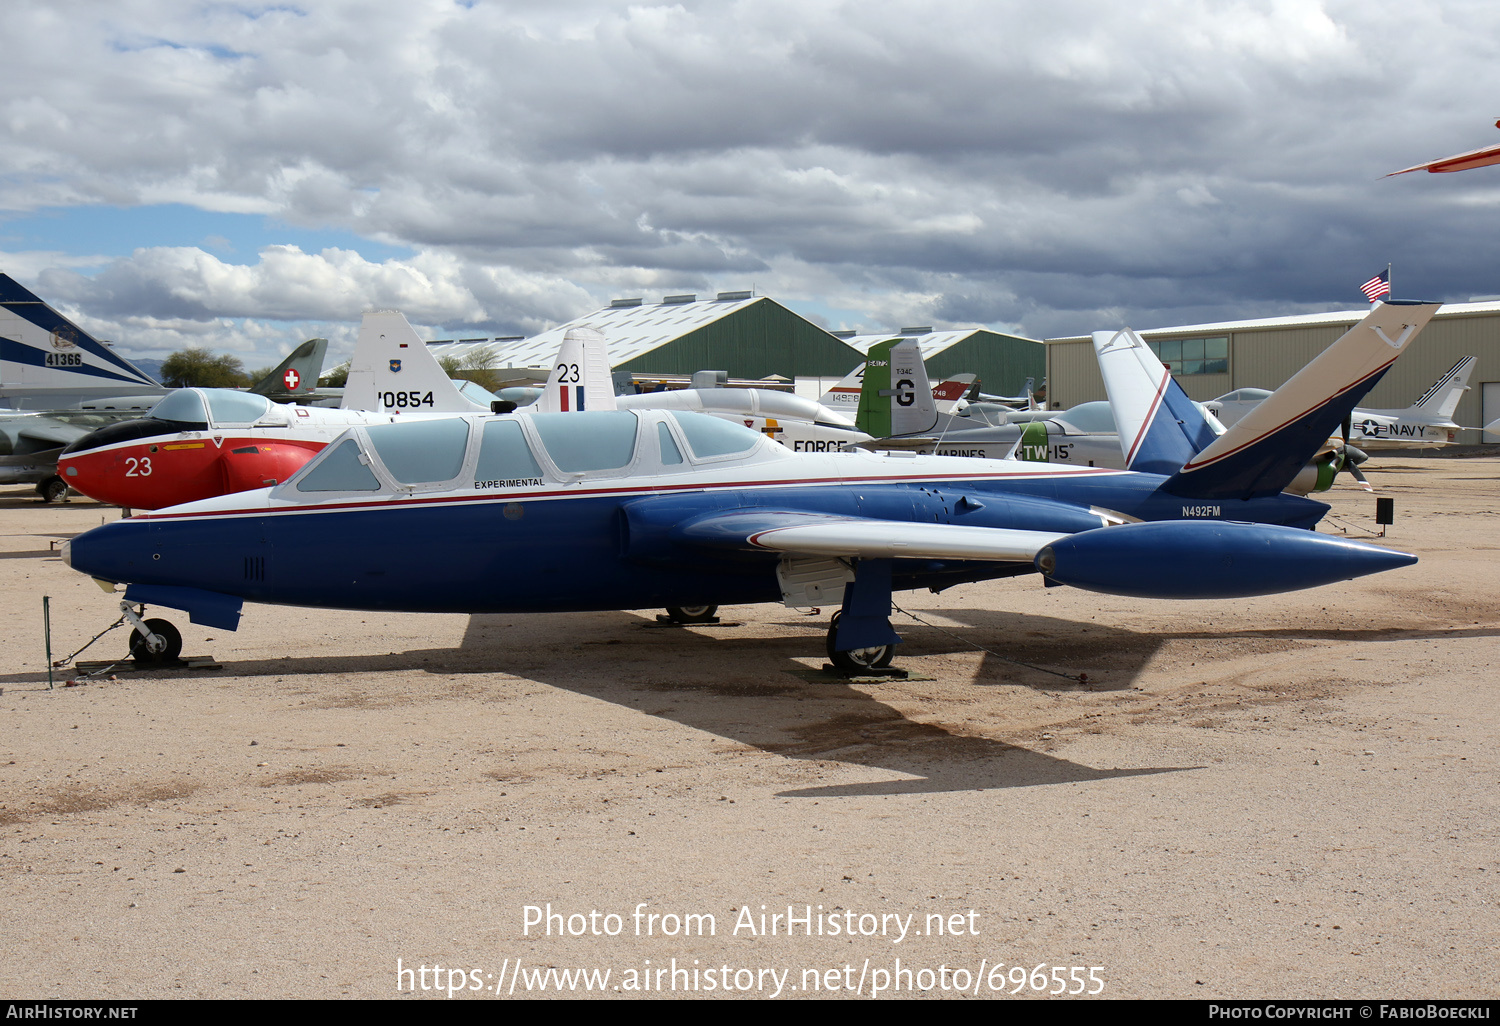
xmin=0 ymin=0 xmax=1498 ymax=363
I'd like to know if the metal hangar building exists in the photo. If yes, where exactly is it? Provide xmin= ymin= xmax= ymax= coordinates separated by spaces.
xmin=836 ymin=327 xmax=1046 ymax=400
xmin=1045 ymin=301 xmax=1500 ymax=438
xmin=428 ymin=292 xmax=866 ymax=382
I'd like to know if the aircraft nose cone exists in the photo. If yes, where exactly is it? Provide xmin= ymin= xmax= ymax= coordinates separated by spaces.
xmin=1354 ymin=542 xmax=1418 ymax=573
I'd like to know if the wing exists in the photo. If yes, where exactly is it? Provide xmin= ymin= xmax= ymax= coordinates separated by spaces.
xmin=16 ymin=419 xmax=89 ymax=451
xmin=672 ymin=508 xmax=1068 ymax=561
xmin=1387 ymin=142 xmax=1500 ymax=176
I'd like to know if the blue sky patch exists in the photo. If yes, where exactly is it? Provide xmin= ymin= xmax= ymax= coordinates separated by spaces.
xmin=0 ymin=203 xmax=415 ymax=268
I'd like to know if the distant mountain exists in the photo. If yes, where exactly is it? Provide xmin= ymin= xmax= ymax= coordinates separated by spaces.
xmin=129 ymin=358 xmax=165 ymax=384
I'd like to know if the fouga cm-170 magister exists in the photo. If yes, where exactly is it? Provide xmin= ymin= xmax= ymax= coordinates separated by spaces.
xmin=60 ymin=302 xmax=1436 ymax=673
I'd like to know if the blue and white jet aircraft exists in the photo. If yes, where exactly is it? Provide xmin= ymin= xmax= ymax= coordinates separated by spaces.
xmin=61 ymin=302 xmax=1435 ymax=673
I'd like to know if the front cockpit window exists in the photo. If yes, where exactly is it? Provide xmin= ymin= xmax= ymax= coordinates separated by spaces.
xmin=365 ymin=418 xmax=470 ymax=484
xmin=531 ymin=411 xmax=639 ymax=472
xmin=148 ymin=389 xmax=209 ymax=428
xmin=294 ymin=438 xmax=381 ymax=492
xmin=668 ymin=411 xmax=763 ymax=459
xmin=204 ymin=390 xmax=275 ymax=427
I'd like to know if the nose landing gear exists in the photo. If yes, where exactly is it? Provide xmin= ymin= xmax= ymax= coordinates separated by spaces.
xmin=119 ymin=603 xmax=183 ymax=665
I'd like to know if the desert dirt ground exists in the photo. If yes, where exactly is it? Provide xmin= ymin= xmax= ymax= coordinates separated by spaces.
xmin=0 ymin=460 xmax=1496 ymax=1000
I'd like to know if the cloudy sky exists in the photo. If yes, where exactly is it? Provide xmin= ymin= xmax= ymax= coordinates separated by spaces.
xmin=2 ymin=0 xmax=1498 ymax=368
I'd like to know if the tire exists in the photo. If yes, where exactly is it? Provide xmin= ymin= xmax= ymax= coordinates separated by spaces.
xmin=38 ymin=477 xmax=68 ymax=503
xmin=129 ymin=618 xmax=183 ymax=664
xmin=664 ymin=605 xmax=718 ymax=624
xmin=825 ymin=612 xmax=894 ymax=672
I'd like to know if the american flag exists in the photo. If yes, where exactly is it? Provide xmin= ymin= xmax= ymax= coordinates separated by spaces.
xmin=1360 ymin=268 xmax=1391 ymax=303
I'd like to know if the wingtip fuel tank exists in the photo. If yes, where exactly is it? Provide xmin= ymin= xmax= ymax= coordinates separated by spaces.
xmin=1035 ymin=520 xmax=1417 ymax=599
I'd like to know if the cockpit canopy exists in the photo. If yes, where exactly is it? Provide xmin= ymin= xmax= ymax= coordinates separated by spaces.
xmin=285 ymin=409 xmax=780 ymax=496
xmin=61 ymin=387 xmax=299 ymax=455
xmin=1050 ymin=401 xmax=1116 ymax=434
xmin=148 ymin=388 xmax=292 ymax=430
xmin=1214 ymin=388 xmax=1273 ymax=404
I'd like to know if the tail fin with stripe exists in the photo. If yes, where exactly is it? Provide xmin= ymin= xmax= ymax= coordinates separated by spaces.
xmin=1409 ymin=355 xmax=1475 ymax=420
xmin=536 ymin=326 xmax=617 ymax=414
xmin=855 ymin=338 xmax=937 ymax=437
xmin=1163 ymin=300 xmax=1440 ymax=500
xmin=1094 ymin=327 xmax=1219 ymax=475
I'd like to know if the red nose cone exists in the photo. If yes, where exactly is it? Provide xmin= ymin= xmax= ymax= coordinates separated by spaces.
xmin=59 ymin=437 xmax=325 ymax=509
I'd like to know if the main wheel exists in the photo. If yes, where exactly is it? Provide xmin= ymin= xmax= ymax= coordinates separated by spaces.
xmin=664 ymin=605 xmax=718 ymax=624
xmin=825 ymin=612 xmax=894 ymax=672
xmin=129 ymin=618 xmax=183 ymax=664
xmin=37 ymin=477 xmax=68 ymax=503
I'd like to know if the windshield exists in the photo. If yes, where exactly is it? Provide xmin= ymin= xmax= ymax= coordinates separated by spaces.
xmin=294 ymin=438 xmax=381 ymax=492
xmin=148 ymin=389 xmax=209 ymax=428
xmin=669 ymin=411 xmax=763 ymax=459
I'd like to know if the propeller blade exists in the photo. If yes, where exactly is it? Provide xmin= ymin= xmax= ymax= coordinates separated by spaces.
xmin=1346 ymin=460 xmax=1374 ymax=492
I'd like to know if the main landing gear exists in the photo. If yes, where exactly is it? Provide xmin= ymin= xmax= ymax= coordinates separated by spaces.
xmin=663 ymin=605 xmax=719 ymax=624
xmin=823 ymin=559 xmax=904 ymax=677
xmin=825 ymin=611 xmax=895 ymax=673
xmin=36 ymin=476 xmax=69 ymax=503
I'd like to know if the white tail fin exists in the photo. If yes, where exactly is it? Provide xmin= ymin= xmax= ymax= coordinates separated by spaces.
xmin=1094 ymin=327 xmax=1219 ymax=473
xmin=1410 ymin=355 xmax=1475 ymax=420
xmin=342 ymin=310 xmax=490 ymax=414
xmin=816 ymin=361 xmax=868 ymax=414
xmin=536 ymin=327 xmax=617 ymax=413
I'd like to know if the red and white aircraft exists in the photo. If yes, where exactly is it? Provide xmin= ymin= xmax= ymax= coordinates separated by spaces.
xmin=56 ymin=312 xmax=489 ymax=509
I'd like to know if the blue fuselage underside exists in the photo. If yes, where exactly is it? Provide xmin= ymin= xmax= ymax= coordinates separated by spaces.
xmin=70 ymin=473 xmax=1329 ymax=615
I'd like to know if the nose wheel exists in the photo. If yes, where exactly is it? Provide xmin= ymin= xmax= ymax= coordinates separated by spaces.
xmin=119 ymin=604 xmax=184 ymax=665
xmin=128 ymin=618 xmax=182 ymax=664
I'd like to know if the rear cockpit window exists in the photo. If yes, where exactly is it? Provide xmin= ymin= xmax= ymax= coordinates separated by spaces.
xmin=295 ymin=438 xmax=381 ymax=492
xmin=531 ymin=411 xmax=638 ymax=472
xmin=365 ymin=418 xmax=470 ymax=484
xmin=148 ymin=389 xmax=209 ymax=427
xmin=669 ymin=412 xmax=762 ymax=459
xmin=204 ymin=390 xmax=274 ymax=426
xmin=475 ymin=419 xmax=544 ymax=481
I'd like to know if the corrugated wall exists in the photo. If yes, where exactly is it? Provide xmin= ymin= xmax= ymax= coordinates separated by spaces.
xmin=615 ymin=298 xmax=864 ymax=379
xmin=1045 ymin=340 xmax=1103 ymax=409
xmin=1048 ymin=309 xmax=1500 ymax=429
